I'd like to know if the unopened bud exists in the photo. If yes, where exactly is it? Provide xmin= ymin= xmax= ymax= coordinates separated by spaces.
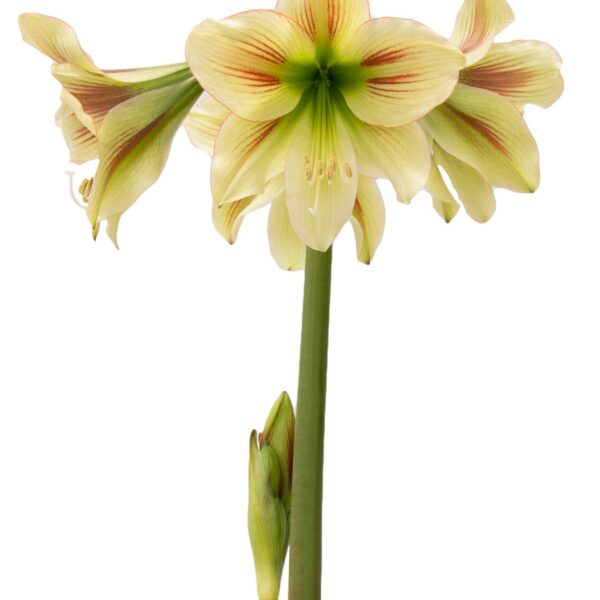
xmin=248 ymin=392 xmax=295 ymax=600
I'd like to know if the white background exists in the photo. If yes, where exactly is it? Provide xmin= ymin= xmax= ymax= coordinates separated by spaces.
xmin=1 ymin=1 xmax=598 ymax=598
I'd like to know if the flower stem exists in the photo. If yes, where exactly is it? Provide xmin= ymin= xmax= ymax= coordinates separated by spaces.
xmin=288 ymin=246 xmax=333 ymax=600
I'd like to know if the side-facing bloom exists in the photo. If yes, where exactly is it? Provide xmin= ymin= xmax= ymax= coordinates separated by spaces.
xmin=19 ymin=13 xmax=203 ymax=245
xmin=248 ymin=392 xmax=295 ymax=600
xmin=185 ymin=0 xmax=465 ymax=269
xmin=421 ymin=0 xmax=564 ymax=223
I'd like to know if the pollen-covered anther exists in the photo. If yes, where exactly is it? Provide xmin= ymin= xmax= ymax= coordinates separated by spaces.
xmin=317 ymin=160 xmax=324 ymax=178
xmin=78 ymin=177 xmax=94 ymax=203
xmin=304 ymin=155 xmax=313 ymax=182
xmin=326 ymin=158 xmax=337 ymax=183
xmin=343 ymin=162 xmax=353 ymax=179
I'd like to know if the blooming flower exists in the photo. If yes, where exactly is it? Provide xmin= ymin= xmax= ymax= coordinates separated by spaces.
xmin=185 ymin=0 xmax=465 ymax=269
xmin=420 ymin=0 xmax=564 ymax=223
xmin=19 ymin=13 xmax=202 ymax=245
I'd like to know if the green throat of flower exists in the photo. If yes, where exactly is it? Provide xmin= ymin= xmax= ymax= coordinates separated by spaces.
xmin=286 ymin=58 xmax=361 ymax=211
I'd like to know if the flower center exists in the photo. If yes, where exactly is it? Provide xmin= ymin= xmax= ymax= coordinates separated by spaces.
xmin=316 ymin=67 xmax=332 ymax=88
xmin=299 ymin=81 xmax=354 ymax=214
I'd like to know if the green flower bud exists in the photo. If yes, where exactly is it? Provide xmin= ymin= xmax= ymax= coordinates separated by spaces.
xmin=248 ymin=392 xmax=295 ymax=600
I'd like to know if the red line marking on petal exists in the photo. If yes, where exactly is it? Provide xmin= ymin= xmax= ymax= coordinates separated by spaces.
xmin=448 ymin=105 xmax=510 ymax=157
xmin=301 ymin=0 xmax=316 ymax=39
xmin=362 ymin=47 xmax=409 ymax=66
xmin=460 ymin=0 xmax=487 ymax=54
xmin=368 ymin=73 xmax=420 ymax=85
xmin=241 ymin=33 xmax=287 ymax=64
xmin=217 ymin=67 xmax=281 ymax=87
xmin=460 ymin=67 xmax=533 ymax=94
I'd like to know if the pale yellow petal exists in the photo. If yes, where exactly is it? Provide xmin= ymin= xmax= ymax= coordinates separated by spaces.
xmin=340 ymin=103 xmax=430 ymax=203
xmin=106 ymin=213 xmax=123 ymax=249
xmin=19 ymin=13 xmax=189 ymax=89
xmin=285 ymin=101 xmax=357 ymax=251
xmin=87 ymin=78 xmax=202 ymax=225
xmin=274 ymin=0 xmax=370 ymax=48
xmin=213 ymin=177 xmax=283 ymax=244
xmin=336 ymin=18 xmax=464 ymax=127
xmin=450 ymin=0 xmax=514 ymax=66
xmin=268 ymin=192 xmax=306 ymax=271
xmin=211 ymin=111 xmax=300 ymax=206
xmin=460 ymin=41 xmax=564 ymax=108
xmin=19 ymin=13 xmax=100 ymax=72
xmin=184 ymin=96 xmax=231 ymax=156
xmin=434 ymin=143 xmax=496 ymax=223
xmin=55 ymin=92 xmax=98 ymax=164
xmin=52 ymin=64 xmax=193 ymax=135
xmin=105 ymin=64 xmax=190 ymax=83
xmin=186 ymin=11 xmax=315 ymax=121
xmin=350 ymin=176 xmax=385 ymax=265
xmin=52 ymin=66 xmax=135 ymax=134
xmin=422 ymin=84 xmax=539 ymax=193
xmin=425 ymin=162 xmax=461 ymax=223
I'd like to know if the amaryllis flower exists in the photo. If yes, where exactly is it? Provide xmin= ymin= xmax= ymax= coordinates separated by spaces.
xmin=185 ymin=0 xmax=465 ymax=268
xmin=186 ymin=98 xmax=385 ymax=270
xmin=19 ymin=13 xmax=202 ymax=245
xmin=420 ymin=0 xmax=564 ymax=223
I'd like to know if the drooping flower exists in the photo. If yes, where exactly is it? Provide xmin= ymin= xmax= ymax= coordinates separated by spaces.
xmin=420 ymin=0 xmax=564 ymax=223
xmin=19 ymin=13 xmax=203 ymax=245
xmin=248 ymin=392 xmax=295 ymax=600
xmin=184 ymin=1 xmax=465 ymax=268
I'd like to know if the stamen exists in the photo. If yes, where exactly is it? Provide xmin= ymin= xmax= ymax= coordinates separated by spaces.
xmin=303 ymin=80 xmax=355 ymax=215
xmin=79 ymin=177 xmax=94 ymax=203
xmin=66 ymin=170 xmax=88 ymax=209
xmin=326 ymin=158 xmax=337 ymax=183
xmin=304 ymin=155 xmax=313 ymax=182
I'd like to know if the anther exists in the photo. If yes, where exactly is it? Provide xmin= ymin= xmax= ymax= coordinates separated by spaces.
xmin=304 ymin=155 xmax=313 ymax=182
xmin=317 ymin=160 xmax=324 ymax=178
xmin=326 ymin=158 xmax=337 ymax=183
xmin=66 ymin=171 xmax=91 ymax=209
xmin=79 ymin=177 xmax=94 ymax=203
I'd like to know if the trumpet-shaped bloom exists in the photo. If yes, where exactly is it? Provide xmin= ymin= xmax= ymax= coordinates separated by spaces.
xmin=185 ymin=1 xmax=464 ymax=266
xmin=19 ymin=13 xmax=202 ymax=244
xmin=421 ymin=0 xmax=564 ymax=223
xmin=185 ymin=96 xmax=386 ymax=270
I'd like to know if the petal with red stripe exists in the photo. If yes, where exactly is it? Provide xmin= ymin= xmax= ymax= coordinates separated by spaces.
xmin=186 ymin=11 xmax=315 ymax=121
xmin=275 ymin=0 xmax=369 ymax=48
xmin=422 ymin=84 xmax=539 ymax=193
xmin=460 ymin=41 xmax=564 ymax=108
xmin=336 ymin=18 xmax=464 ymax=127
xmin=450 ymin=0 xmax=514 ymax=66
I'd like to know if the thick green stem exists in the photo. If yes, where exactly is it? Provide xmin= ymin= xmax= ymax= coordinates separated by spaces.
xmin=288 ymin=246 xmax=333 ymax=600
